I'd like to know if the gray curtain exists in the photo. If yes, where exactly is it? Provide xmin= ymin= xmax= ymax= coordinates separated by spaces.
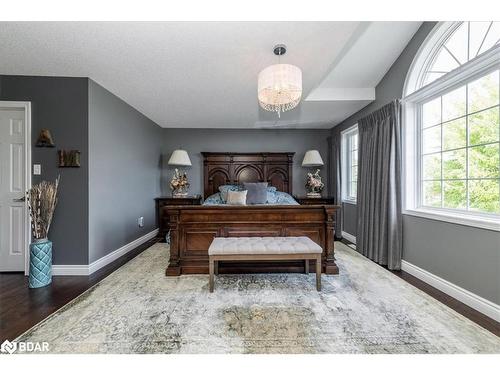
xmin=356 ymin=100 xmax=402 ymax=270
xmin=329 ymin=131 xmax=342 ymax=240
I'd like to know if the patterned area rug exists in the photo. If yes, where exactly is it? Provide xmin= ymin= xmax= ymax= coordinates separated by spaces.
xmin=17 ymin=242 xmax=500 ymax=353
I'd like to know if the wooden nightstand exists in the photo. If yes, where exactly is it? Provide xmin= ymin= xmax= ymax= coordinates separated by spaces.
xmin=155 ymin=195 xmax=202 ymax=237
xmin=293 ymin=196 xmax=336 ymax=205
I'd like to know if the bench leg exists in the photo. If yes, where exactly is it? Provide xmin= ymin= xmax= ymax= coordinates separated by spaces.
xmin=209 ymin=258 xmax=215 ymax=293
xmin=214 ymin=260 xmax=219 ymax=275
xmin=316 ymin=255 xmax=321 ymax=291
xmin=304 ymin=259 xmax=309 ymax=274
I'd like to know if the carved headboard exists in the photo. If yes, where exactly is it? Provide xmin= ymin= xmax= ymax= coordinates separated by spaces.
xmin=202 ymin=152 xmax=294 ymax=199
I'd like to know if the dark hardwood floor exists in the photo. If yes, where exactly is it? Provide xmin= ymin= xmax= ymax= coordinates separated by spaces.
xmin=339 ymin=238 xmax=499 ymax=337
xmin=0 ymin=237 xmax=159 ymax=341
xmin=1 ymin=237 xmax=497 ymax=342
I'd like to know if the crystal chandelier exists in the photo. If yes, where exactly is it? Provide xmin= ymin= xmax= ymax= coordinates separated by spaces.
xmin=258 ymin=44 xmax=302 ymax=117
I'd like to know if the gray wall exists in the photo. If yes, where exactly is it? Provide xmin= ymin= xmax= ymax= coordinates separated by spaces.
xmin=0 ymin=75 xmax=89 ymax=265
xmin=403 ymin=216 xmax=499 ymax=304
xmin=161 ymin=128 xmax=330 ymax=197
xmin=342 ymin=202 xmax=357 ymax=237
xmin=334 ymin=22 xmax=500 ymax=304
xmin=88 ymin=80 xmax=163 ymax=263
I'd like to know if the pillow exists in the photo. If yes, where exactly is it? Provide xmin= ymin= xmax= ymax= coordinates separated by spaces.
xmin=275 ymin=191 xmax=299 ymax=205
xmin=243 ymin=182 xmax=268 ymax=204
xmin=266 ymin=191 xmax=299 ymax=205
xmin=219 ymin=185 xmax=241 ymax=202
xmin=203 ymin=192 xmax=224 ymax=205
xmin=267 ymin=186 xmax=277 ymax=193
xmin=226 ymin=190 xmax=247 ymax=205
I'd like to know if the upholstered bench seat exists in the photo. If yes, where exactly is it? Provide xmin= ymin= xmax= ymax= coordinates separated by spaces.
xmin=208 ymin=236 xmax=322 ymax=292
xmin=208 ymin=236 xmax=323 ymax=255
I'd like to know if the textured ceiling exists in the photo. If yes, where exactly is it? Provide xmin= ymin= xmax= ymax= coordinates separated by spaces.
xmin=0 ymin=22 xmax=421 ymax=128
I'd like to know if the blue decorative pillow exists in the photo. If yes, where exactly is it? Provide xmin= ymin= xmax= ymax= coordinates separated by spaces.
xmin=267 ymin=190 xmax=278 ymax=204
xmin=244 ymin=182 xmax=268 ymax=204
xmin=267 ymin=191 xmax=299 ymax=205
xmin=203 ymin=192 xmax=225 ymax=205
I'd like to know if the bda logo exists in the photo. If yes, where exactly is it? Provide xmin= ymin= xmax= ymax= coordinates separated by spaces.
xmin=1 ymin=340 xmax=17 ymax=354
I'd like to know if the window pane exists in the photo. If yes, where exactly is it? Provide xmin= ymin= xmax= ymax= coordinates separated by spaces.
xmin=469 ymin=179 xmax=500 ymax=213
xmin=442 ymin=85 xmax=466 ymax=122
xmin=352 ymin=134 xmax=358 ymax=149
xmin=443 ymin=149 xmax=467 ymax=179
xmin=442 ymin=118 xmax=466 ymax=150
xmin=350 ymin=181 xmax=357 ymax=198
xmin=469 ymin=106 xmax=500 ymax=146
xmin=423 ymin=72 xmax=446 ymax=86
xmin=430 ymin=48 xmax=460 ymax=74
xmin=469 ymin=22 xmax=492 ymax=59
xmin=422 ymin=97 xmax=441 ymax=128
xmin=478 ymin=22 xmax=500 ymax=55
xmin=423 ymin=181 xmax=442 ymax=207
xmin=422 ymin=125 xmax=441 ymax=153
xmin=468 ymin=144 xmax=500 ymax=178
xmin=468 ymin=70 xmax=500 ymax=113
xmin=444 ymin=180 xmax=467 ymax=209
xmin=423 ymin=154 xmax=441 ymax=180
xmin=444 ymin=22 xmax=468 ymax=64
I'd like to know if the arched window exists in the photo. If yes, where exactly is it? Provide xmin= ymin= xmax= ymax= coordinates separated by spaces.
xmin=403 ymin=22 xmax=500 ymax=230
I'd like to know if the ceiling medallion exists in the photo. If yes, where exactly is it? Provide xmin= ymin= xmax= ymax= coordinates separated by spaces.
xmin=257 ymin=44 xmax=302 ymax=118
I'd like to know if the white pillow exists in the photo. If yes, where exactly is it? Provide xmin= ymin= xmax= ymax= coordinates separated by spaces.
xmin=226 ymin=190 xmax=247 ymax=205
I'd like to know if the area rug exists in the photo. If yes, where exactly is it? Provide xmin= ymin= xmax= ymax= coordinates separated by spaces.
xmin=16 ymin=242 xmax=500 ymax=353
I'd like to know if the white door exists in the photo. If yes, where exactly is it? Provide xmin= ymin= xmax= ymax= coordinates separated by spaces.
xmin=0 ymin=107 xmax=27 ymax=271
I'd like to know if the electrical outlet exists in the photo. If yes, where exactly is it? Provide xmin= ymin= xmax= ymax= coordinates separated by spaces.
xmin=33 ymin=164 xmax=41 ymax=175
xmin=138 ymin=217 xmax=144 ymax=228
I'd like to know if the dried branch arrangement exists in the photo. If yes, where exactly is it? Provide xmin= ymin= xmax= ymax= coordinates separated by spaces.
xmin=27 ymin=176 xmax=60 ymax=240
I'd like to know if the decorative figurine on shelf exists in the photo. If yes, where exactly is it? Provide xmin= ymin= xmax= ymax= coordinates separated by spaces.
xmin=167 ymin=149 xmax=192 ymax=197
xmin=35 ymin=129 xmax=55 ymax=147
xmin=170 ymin=168 xmax=190 ymax=197
xmin=305 ymin=169 xmax=324 ymax=197
xmin=302 ymin=150 xmax=325 ymax=198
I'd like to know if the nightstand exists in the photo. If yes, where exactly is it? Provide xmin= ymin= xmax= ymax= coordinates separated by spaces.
xmin=293 ymin=196 xmax=336 ymax=205
xmin=155 ymin=195 xmax=202 ymax=237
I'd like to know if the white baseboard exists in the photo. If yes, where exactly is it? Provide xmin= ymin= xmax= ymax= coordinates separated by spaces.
xmin=341 ymin=231 xmax=356 ymax=244
xmin=401 ymin=260 xmax=500 ymax=322
xmin=88 ymin=229 xmax=159 ymax=274
xmin=52 ymin=229 xmax=159 ymax=276
xmin=52 ymin=264 xmax=89 ymax=276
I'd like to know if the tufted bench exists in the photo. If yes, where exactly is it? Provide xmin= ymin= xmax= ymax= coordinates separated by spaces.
xmin=208 ymin=236 xmax=322 ymax=292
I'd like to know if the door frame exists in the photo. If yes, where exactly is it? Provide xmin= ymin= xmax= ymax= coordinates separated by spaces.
xmin=0 ymin=101 xmax=32 ymax=275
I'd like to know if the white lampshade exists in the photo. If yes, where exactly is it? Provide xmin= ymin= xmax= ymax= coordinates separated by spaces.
xmin=168 ymin=149 xmax=192 ymax=167
xmin=302 ymin=150 xmax=324 ymax=167
xmin=258 ymin=63 xmax=302 ymax=117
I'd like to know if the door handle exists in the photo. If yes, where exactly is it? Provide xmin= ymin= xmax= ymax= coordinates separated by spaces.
xmin=13 ymin=196 xmax=26 ymax=202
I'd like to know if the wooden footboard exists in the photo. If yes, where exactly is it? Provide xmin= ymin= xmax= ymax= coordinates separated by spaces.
xmin=165 ymin=205 xmax=340 ymax=276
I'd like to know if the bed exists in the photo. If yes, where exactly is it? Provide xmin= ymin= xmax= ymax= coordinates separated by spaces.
xmin=164 ymin=152 xmax=340 ymax=276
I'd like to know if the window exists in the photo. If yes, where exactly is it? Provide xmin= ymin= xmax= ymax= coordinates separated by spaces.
xmin=341 ymin=125 xmax=359 ymax=202
xmin=421 ymin=71 xmax=499 ymax=213
xmin=406 ymin=22 xmax=500 ymax=95
xmin=404 ymin=22 xmax=500 ymax=230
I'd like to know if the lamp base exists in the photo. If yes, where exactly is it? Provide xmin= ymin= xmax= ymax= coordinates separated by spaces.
xmin=306 ymin=192 xmax=322 ymax=198
xmin=172 ymin=192 xmax=189 ymax=198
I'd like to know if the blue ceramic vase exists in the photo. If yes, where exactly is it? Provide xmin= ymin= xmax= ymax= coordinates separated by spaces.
xmin=28 ymin=239 xmax=52 ymax=288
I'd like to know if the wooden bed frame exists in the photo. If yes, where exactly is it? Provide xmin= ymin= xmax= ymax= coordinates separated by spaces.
xmin=164 ymin=152 xmax=340 ymax=276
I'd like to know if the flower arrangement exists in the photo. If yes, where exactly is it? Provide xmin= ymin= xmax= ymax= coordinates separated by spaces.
xmin=27 ymin=176 xmax=60 ymax=240
xmin=305 ymin=169 xmax=324 ymax=197
xmin=170 ymin=168 xmax=190 ymax=196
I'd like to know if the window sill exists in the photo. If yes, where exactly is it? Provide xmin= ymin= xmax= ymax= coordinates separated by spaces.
xmin=342 ymin=199 xmax=357 ymax=205
xmin=403 ymin=208 xmax=500 ymax=232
